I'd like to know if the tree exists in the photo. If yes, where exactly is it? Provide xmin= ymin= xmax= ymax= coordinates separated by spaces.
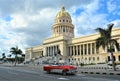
xmin=10 ymin=46 xmax=23 ymax=66
xmin=95 ymin=23 xmax=119 ymax=71
xmin=2 ymin=53 xmax=6 ymax=62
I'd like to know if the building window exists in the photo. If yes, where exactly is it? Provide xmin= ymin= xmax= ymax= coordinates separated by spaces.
xmin=93 ymin=57 xmax=95 ymax=61
xmin=59 ymin=20 xmax=61 ymax=22
xmin=97 ymin=57 xmax=99 ymax=61
xmin=74 ymin=58 xmax=76 ymax=61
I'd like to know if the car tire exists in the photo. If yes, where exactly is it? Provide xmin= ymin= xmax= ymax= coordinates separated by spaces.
xmin=47 ymin=70 xmax=51 ymax=74
xmin=62 ymin=70 xmax=67 ymax=75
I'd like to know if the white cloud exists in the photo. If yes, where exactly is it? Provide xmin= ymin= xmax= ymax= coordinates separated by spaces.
xmin=111 ymin=20 xmax=120 ymax=27
xmin=10 ymin=14 xmax=28 ymax=28
xmin=107 ymin=0 xmax=120 ymax=15
xmin=72 ymin=0 xmax=109 ymax=37
xmin=107 ymin=0 xmax=117 ymax=13
xmin=0 ymin=0 xmax=120 ymax=57
xmin=8 ymin=8 xmax=57 ymax=48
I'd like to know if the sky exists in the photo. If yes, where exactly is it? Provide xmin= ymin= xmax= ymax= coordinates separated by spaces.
xmin=0 ymin=0 xmax=120 ymax=57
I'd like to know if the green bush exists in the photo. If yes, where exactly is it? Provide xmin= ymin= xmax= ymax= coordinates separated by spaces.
xmin=97 ymin=62 xmax=105 ymax=64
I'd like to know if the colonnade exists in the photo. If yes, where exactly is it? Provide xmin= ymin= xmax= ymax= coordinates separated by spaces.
xmin=46 ymin=45 xmax=59 ymax=56
xmin=68 ymin=43 xmax=97 ymax=56
xmin=53 ymin=26 xmax=73 ymax=36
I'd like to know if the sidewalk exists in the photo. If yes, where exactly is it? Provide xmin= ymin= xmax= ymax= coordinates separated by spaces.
xmin=78 ymin=68 xmax=120 ymax=75
xmin=77 ymin=64 xmax=120 ymax=75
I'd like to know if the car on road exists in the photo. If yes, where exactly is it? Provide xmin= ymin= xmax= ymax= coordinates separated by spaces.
xmin=43 ymin=63 xmax=77 ymax=75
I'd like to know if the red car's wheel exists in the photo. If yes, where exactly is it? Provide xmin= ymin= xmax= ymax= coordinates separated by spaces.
xmin=47 ymin=70 xmax=51 ymax=74
xmin=62 ymin=70 xmax=67 ymax=75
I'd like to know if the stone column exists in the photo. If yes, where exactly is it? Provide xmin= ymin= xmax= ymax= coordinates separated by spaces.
xmin=49 ymin=47 xmax=50 ymax=56
xmin=79 ymin=45 xmax=81 ymax=56
xmin=50 ymin=46 xmax=52 ymax=56
xmin=30 ymin=47 xmax=33 ymax=60
xmin=90 ymin=43 xmax=92 ymax=54
xmin=90 ymin=43 xmax=93 ymax=63
xmin=53 ymin=46 xmax=54 ymax=56
xmin=50 ymin=46 xmax=53 ymax=56
xmin=83 ymin=44 xmax=85 ymax=55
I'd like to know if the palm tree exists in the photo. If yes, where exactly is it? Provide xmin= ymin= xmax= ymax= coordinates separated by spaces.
xmin=95 ymin=23 xmax=119 ymax=71
xmin=10 ymin=46 xmax=23 ymax=66
xmin=2 ymin=53 xmax=6 ymax=62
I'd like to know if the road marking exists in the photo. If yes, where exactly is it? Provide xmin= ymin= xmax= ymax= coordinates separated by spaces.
xmin=58 ymin=78 xmax=69 ymax=80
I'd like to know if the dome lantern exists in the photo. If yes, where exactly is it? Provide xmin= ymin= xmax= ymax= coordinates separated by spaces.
xmin=55 ymin=6 xmax=71 ymax=19
xmin=62 ymin=5 xmax=65 ymax=11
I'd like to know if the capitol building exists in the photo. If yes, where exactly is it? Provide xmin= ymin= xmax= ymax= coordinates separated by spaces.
xmin=25 ymin=6 xmax=120 ymax=65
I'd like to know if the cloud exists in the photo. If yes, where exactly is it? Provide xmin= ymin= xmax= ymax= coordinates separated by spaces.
xmin=72 ymin=0 xmax=109 ymax=37
xmin=107 ymin=0 xmax=120 ymax=15
xmin=0 ymin=0 xmax=120 ymax=56
xmin=111 ymin=20 xmax=120 ymax=27
xmin=7 ymin=8 xmax=58 ymax=48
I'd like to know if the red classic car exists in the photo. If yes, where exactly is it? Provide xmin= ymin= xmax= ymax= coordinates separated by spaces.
xmin=43 ymin=63 xmax=77 ymax=75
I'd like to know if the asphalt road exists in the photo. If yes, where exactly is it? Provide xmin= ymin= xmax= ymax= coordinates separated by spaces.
xmin=0 ymin=65 xmax=120 ymax=81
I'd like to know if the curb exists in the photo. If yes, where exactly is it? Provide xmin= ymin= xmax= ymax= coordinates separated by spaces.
xmin=80 ymin=71 xmax=120 ymax=75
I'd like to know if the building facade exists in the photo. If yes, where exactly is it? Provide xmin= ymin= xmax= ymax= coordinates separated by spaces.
xmin=25 ymin=6 xmax=120 ymax=64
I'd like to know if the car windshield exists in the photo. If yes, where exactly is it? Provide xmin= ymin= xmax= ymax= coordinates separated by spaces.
xmin=49 ymin=63 xmax=65 ymax=66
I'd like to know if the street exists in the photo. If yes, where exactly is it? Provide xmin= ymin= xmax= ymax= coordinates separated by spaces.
xmin=0 ymin=65 xmax=120 ymax=81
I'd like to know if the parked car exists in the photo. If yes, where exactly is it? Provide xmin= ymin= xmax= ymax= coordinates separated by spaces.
xmin=43 ymin=63 xmax=77 ymax=75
